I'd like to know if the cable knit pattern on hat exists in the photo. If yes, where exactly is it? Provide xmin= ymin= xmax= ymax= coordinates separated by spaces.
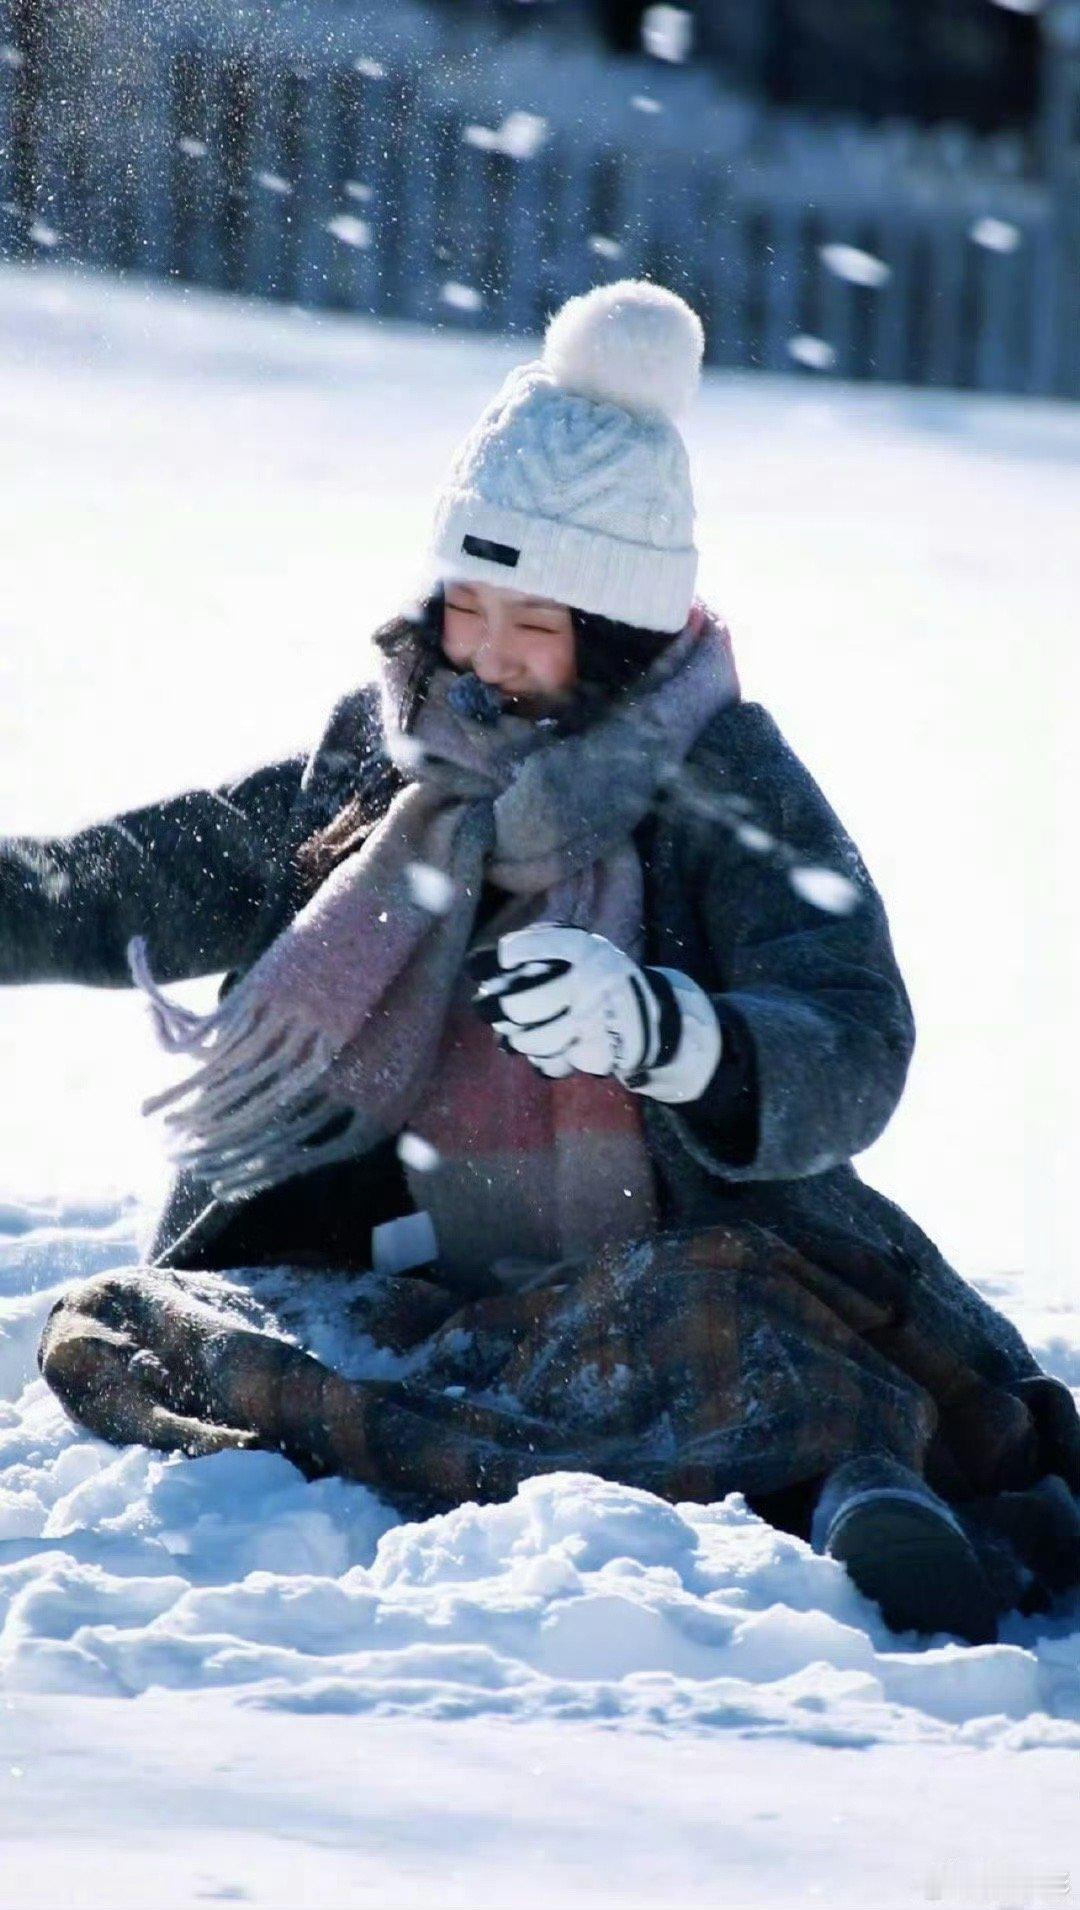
xmin=427 ymin=280 xmax=704 ymax=632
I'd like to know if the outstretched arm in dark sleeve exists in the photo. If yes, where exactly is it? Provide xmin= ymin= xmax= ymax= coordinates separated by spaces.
xmin=0 ymin=754 xmax=306 ymax=988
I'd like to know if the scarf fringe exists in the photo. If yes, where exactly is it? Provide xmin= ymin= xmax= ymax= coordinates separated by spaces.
xmin=172 ymin=1094 xmax=366 ymax=1198
xmin=127 ymin=936 xmax=242 ymax=1052
xmin=206 ymin=1106 xmax=374 ymax=1200
xmin=126 ymin=935 xmax=358 ymax=1199
xmin=161 ymin=1024 xmax=323 ymax=1129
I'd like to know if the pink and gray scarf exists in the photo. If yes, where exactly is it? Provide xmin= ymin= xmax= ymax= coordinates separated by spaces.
xmin=129 ymin=601 xmax=741 ymax=1285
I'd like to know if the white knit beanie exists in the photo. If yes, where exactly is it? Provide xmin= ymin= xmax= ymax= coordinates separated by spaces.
xmin=426 ymin=279 xmax=705 ymax=634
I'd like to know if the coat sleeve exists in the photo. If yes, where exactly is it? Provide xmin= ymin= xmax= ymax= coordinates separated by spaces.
xmin=0 ymin=754 xmax=306 ymax=987
xmin=664 ymin=701 xmax=917 ymax=1182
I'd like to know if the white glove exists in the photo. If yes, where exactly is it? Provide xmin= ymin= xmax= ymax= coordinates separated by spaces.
xmin=467 ymin=925 xmax=723 ymax=1104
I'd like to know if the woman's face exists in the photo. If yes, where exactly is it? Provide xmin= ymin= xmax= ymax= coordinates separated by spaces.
xmin=441 ymin=579 xmax=577 ymax=716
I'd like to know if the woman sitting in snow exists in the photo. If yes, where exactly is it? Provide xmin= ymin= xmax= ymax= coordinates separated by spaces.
xmin=4 ymin=281 xmax=1077 ymax=1646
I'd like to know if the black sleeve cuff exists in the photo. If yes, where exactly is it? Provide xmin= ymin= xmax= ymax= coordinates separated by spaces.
xmin=677 ymin=996 xmax=760 ymax=1168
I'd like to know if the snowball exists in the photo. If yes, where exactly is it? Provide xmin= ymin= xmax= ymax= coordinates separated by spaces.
xmin=177 ymin=136 xmax=208 ymax=159
xmin=28 ymin=221 xmax=59 ymax=250
xmin=788 ymin=865 xmax=860 ymax=915
xmin=631 ymin=94 xmax=663 ymax=114
xmin=255 ymin=170 xmax=291 ymax=196
xmin=325 ymin=214 xmax=370 ymax=250
xmin=396 ymin=1131 xmax=441 ymax=1173
xmin=344 ymin=180 xmax=373 ymax=203
xmin=405 ymin=861 xmax=455 ymax=916
xmin=788 ymin=334 xmax=837 ymax=372
xmin=588 ymin=235 xmax=624 ymax=260
xmin=543 ymin=279 xmax=704 ymax=422
xmin=970 ymin=217 xmax=1022 ymax=255
xmin=354 ymin=56 xmax=385 ymax=79
xmin=641 ymin=6 xmax=693 ymax=62
xmin=0 ymin=43 xmax=24 ymax=67
xmin=819 ymin=244 xmax=891 ymax=290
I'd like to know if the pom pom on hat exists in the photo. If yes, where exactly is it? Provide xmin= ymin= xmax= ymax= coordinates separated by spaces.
xmin=542 ymin=278 xmax=704 ymax=422
xmin=427 ymin=277 xmax=704 ymax=629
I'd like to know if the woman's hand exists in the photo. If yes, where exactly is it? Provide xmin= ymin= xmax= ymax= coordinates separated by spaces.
xmin=467 ymin=925 xmax=723 ymax=1103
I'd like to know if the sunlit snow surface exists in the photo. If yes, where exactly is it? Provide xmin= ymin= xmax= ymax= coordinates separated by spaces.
xmin=1 ymin=265 xmax=1078 ymax=1905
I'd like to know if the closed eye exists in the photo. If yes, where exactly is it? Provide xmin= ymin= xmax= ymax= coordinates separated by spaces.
xmin=448 ymin=604 xmax=559 ymax=636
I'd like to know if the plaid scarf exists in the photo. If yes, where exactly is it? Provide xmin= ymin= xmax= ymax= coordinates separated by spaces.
xmin=128 ymin=601 xmax=741 ymax=1285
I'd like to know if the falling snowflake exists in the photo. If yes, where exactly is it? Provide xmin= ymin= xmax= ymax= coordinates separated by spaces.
xmin=735 ymin=822 xmax=775 ymax=853
xmin=499 ymin=111 xmax=548 ymax=160
xmin=396 ymin=1131 xmax=441 ymax=1173
xmin=631 ymin=94 xmax=663 ymax=114
xmin=589 ymin=235 xmax=624 ymax=260
xmin=788 ymin=865 xmax=860 ymax=915
xmin=463 ymin=113 xmax=547 ymax=160
xmin=389 ymin=733 xmax=428 ymax=773
xmin=254 ymin=170 xmax=291 ymax=196
xmin=344 ymin=180 xmax=373 ymax=203
xmin=0 ymin=44 xmax=24 ymax=67
xmin=28 ymin=221 xmax=59 ymax=249
xmin=177 ymin=135 xmax=208 ymax=159
xmin=354 ymin=56 xmax=385 ymax=79
xmin=819 ymin=243 xmax=891 ymax=290
xmin=325 ymin=214 xmax=370 ymax=249
xmin=969 ymin=216 xmax=1022 ymax=254
xmin=641 ymin=5 xmax=693 ymax=62
xmin=406 ymin=861 xmax=455 ymax=916
xmin=787 ymin=334 xmax=836 ymax=372
xmin=441 ymin=281 xmax=483 ymax=313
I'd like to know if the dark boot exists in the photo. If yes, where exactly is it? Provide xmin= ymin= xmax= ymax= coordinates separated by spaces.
xmin=958 ymin=1472 xmax=1080 ymax=1615
xmin=811 ymin=1453 xmax=1000 ymax=1645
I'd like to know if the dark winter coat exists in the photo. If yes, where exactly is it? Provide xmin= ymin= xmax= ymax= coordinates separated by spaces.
xmin=0 ymin=681 xmax=1044 ymax=1388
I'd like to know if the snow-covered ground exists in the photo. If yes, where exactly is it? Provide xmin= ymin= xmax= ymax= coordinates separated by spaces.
xmin=1 ymin=263 xmax=1078 ymax=1905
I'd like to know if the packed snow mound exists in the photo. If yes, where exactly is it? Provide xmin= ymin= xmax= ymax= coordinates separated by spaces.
xmin=2 ymin=1209 xmax=1078 ymax=1747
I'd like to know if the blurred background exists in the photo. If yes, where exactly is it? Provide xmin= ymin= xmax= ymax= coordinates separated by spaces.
xmin=1 ymin=0 xmax=1077 ymax=394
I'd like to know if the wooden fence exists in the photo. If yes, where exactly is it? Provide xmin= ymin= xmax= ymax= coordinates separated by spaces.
xmin=1 ymin=3 xmax=1076 ymax=396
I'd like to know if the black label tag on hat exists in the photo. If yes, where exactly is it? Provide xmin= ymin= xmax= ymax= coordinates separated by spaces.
xmin=462 ymin=534 xmax=520 ymax=568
